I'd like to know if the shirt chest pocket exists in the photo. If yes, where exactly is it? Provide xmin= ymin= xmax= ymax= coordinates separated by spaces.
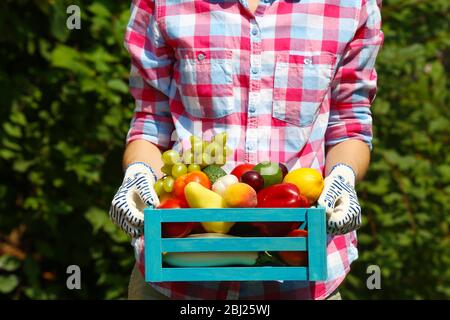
xmin=177 ymin=49 xmax=235 ymax=119
xmin=273 ymin=52 xmax=337 ymax=127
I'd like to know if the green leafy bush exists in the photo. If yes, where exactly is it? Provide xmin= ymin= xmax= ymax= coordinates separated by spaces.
xmin=0 ymin=0 xmax=448 ymax=299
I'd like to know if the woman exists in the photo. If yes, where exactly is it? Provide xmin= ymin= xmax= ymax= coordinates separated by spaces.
xmin=110 ymin=0 xmax=384 ymax=300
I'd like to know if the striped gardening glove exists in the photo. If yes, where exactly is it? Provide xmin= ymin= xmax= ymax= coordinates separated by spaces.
xmin=318 ymin=164 xmax=362 ymax=235
xmin=109 ymin=162 xmax=159 ymax=238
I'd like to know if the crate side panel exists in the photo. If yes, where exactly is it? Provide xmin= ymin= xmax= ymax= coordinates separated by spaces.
xmin=307 ymin=209 xmax=327 ymax=281
xmin=144 ymin=209 xmax=163 ymax=282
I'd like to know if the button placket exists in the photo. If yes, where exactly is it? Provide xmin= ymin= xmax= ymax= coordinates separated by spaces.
xmin=245 ymin=18 xmax=262 ymax=164
xmin=246 ymin=128 xmax=258 ymax=153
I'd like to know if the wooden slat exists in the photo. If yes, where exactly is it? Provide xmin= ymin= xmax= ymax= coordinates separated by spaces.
xmin=159 ymin=266 xmax=308 ymax=282
xmin=161 ymin=237 xmax=307 ymax=252
xmin=146 ymin=207 xmax=307 ymax=222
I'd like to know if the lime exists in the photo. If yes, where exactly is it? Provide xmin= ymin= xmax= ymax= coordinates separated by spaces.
xmin=253 ymin=161 xmax=283 ymax=188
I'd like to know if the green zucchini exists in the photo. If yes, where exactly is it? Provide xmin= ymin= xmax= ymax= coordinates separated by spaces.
xmin=163 ymin=233 xmax=259 ymax=267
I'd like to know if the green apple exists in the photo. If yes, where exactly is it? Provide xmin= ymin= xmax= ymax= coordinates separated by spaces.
xmin=253 ymin=161 xmax=283 ymax=188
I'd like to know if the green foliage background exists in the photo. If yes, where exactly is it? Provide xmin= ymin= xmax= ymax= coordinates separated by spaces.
xmin=0 ymin=0 xmax=448 ymax=299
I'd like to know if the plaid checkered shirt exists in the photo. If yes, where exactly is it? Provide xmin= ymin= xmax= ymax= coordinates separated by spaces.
xmin=125 ymin=0 xmax=384 ymax=299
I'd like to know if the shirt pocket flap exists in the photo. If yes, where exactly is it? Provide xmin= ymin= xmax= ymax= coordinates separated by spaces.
xmin=177 ymin=49 xmax=235 ymax=119
xmin=273 ymin=52 xmax=337 ymax=127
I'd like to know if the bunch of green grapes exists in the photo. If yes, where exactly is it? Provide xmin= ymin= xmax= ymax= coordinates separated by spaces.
xmin=155 ymin=133 xmax=232 ymax=196
xmin=155 ymin=150 xmax=200 ymax=196
xmin=185 ymin=133 xmax=232 ymax=167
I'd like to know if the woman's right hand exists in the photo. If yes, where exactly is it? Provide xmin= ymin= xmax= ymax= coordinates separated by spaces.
xmin=109 ymin=162 xmax=160 ymax=238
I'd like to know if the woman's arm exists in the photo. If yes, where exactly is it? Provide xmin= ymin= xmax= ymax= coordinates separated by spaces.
xmin=319 ymin=139 xmax=370 ymax=234
xmin=123 ymin=139 xmax=165 ymax=179
xmin=324 ymin=139 xmax=371 ymax=183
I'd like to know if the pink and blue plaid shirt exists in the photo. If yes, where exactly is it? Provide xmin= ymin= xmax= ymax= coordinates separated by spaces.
xmin=125 ymin=0 xmax=383 ymax=299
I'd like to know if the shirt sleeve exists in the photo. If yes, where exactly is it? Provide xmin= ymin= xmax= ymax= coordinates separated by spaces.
xmin=124 ymin=0 xmax=175 ymax=148
xmin=325 ymin=0 xmax=384 ymax=150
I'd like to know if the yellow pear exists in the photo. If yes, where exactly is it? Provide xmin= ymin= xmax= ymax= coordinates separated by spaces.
xmin=184 ymin=182 xmax=226 ymax=208
xmin=184 ymin=182 xmax=234 ymax=233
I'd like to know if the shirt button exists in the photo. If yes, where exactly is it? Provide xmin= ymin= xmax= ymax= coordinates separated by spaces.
xmin=304 ymin=58 xmax=312 ymax=65
xmin=249 ymin=106 xmax=255 ymax=113
xmin=251 ymin=68 xmax=258 ymax=75
xmin=252 ymin=29 xmax=258 ymax=36
xmin=247 ymin=142 xmax=255 ymax=150
xmin=198 ymin=53 xmax=206 ymax=61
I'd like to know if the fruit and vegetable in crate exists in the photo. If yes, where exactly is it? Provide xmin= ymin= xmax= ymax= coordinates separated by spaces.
xmin=202 ymin=164 xmax=227 ymax=184
xmin=155 ymin=134 xmax=229 ymax=201
xmin=184 ymin=182 xmax=234 ymax=234
xmin=151 ymin=134 xmax=325 ymax=267
xmin=278 ymin=163 xmax=289 ymax=178
xmin=185 ymin=182 xmax=226 ymax=209
xmin=257 ymin=183 xmax=309 ymax=208
xmin=158 ymin=198 xmax=194 ymax=238
xmin=173 ymin=171 xmax=211 ymax=203
xmin=253 ymin=161 xmax=283 ymax=188
xmin=283 ymin=168 xmax=324 ymax=204
xmin=250 ymin=183 xmax=309 ymax=237
xmin=240 ymin=170 xmax=264 ymax=192
xmin=278 ymin=229 xmax=309 ymax=266
xmin=223 ymin=183 xmax=257 ymax=208
xmin=212 ymin=174 xmax=239 ymax=196
xmin=230 ymin=163 xmax=255 ymax=180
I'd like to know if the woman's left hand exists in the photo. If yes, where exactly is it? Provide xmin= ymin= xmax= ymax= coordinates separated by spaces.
xmin=318 ymin=164 xmax=362 ymax=235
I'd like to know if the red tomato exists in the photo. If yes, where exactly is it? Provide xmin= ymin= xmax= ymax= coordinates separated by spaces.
xmin=230 ymin=164 xmax=255 ymax=180
xmin=158 ymin=198 xmax=194 ymax=238
xmin=278 ymin=229 xmax=309 ymax=266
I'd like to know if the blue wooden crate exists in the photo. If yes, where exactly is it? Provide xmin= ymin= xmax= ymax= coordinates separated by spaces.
xmin=144 ymin=207 xmax=327 ymax=282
